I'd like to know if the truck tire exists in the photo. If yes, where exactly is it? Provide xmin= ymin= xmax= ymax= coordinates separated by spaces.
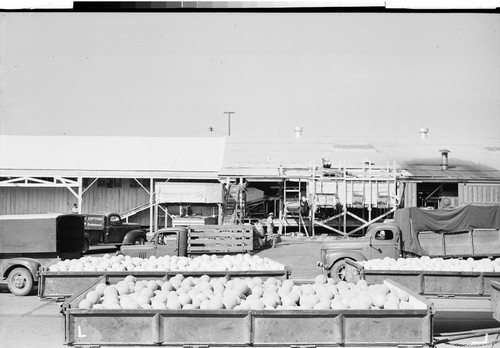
xmin=7 ymin=267 xmax=34 ymax=296
xmin=330 ymin=259 xmax=349 ymax=282
xmin=133 ymin=236 xmax=145 ymax=245
xmin=82 ymin=238 xmax=90 ymax=254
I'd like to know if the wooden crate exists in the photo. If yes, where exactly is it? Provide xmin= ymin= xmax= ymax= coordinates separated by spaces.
xmin=188 ymin=225 xmax=253 ymax=254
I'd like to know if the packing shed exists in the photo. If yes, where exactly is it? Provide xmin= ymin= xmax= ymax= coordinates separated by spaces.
xmin=1 ymin=134 xmax=499 ymax=236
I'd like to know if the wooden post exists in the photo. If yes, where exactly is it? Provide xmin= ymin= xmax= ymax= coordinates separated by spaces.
xmin=311 ymin=160 xmax=316 ymax=236
xmin=150 ymin=178 xmax=154 ymax=233
xmin=77 ymin=177 xmax=83 ymax=213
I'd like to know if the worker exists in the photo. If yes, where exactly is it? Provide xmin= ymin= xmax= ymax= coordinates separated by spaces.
xmin=266 ymin=212 xmax=276 ymax=248
xmin=299 ymin=196 xmax=310 ymax=217
xmin=376 ymin=230 xmax=386 ymax=240
xmin=322 ymin=157 xmax=332 ymax=168
xmin=252 ymin=221 xmax=265 ymax=249
xmin=71 ymin=203 xmax=78 ymax=214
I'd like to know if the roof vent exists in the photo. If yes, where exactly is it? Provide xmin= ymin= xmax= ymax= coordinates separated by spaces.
xmin=419 ymin=128 xmax=429 ymax=139
xmin=294 ymin=126 xmax=303 ymax=138
xmin=439 ymin=148 xmax=450 ymax=171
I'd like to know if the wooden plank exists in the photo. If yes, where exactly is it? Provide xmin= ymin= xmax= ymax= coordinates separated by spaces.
xmin=188 ymin=246 xmax=252 ymax=253
xmin=190 ymin=238 xmax=252 ymax=243
xmin=189 ymin=232 xmax=252 ymax=238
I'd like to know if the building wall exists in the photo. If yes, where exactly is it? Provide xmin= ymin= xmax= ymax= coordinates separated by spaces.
xmin=0 ymin=186 xmax=76 ymax=214
xmin=0 ymin=180 xmax=150 ymax=219
xmin=0 ymin=179 xmax=218 ymax=227
xmin=459 ymin=183 xmax=500 ymax=206
xmin=402 ymin=182 xmax=418 ymax=208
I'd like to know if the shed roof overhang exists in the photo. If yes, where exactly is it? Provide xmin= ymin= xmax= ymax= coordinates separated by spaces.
xmin=0 ymin=169 xmax=220 ymax=180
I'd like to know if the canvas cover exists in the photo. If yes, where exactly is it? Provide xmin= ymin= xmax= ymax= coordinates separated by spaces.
xmin=156 ymin=182 xmax=223 ymax=204
xmin=394 ymin=205 xmax=500 ymax=256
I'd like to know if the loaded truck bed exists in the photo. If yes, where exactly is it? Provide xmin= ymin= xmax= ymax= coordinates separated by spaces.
xmin=346 ymin=260 xmax=500 ymax=332
xmin=61 ymin=276 xmax=433 ymax=347
xmin=39 ymin=268 xmax=290 ymax=300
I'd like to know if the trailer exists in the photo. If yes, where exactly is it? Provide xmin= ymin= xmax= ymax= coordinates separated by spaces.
xmin=39 ymin=268 xmax=291 ymax=300
xmin=318 ymin=205 xmax=500 ymax=281
xmin=61 ymin=276 xmax=433 ymax=348
xmin=346 ymin=259 xmax=500 ymax=333
xmin=0 ymin=213 xmax=84 ymax=296
xmin=345 ymin=259 xmax=500 ymax=297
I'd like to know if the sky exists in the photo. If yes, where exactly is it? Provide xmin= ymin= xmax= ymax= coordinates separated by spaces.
xmin=0 ymin=11 xmax=499 ymax=139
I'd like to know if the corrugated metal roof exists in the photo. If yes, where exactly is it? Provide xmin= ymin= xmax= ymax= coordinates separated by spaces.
xmin=220 ymin=136 xmax=500 ymax=180
xmin=0 ymin=135 xmax=226 ymax=179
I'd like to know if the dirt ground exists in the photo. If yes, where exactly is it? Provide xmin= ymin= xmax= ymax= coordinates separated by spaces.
xmin=254 ymin=235 xmax=327 ymax=279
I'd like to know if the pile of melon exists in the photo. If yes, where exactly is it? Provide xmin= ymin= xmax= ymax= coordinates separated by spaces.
xmin=360 ymin=256 xmax=500 ymax=272
xmin=78 ymin=274 xmax=421 ymax=311
xmin=49 ymin=253 xmax=285 ymax=272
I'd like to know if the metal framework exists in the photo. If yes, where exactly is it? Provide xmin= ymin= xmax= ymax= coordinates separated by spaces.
xmin=311 ymin=161 xmax=399 ymax=236
xmin=276 ymin=161 xmax=400 ymax=236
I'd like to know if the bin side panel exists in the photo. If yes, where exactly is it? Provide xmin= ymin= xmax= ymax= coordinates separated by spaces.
xmin=343 ymin=314 xmax=428 ymax=344
xmin=365 ymin=273 xmax=423 ymax=294
xmin=41 ymin=274 xmax=101 ymax=298
xmin=424 ymin=274 xmax=482 ymax=295
xmin=483 ymin=275 xmax=500 ymax=296
xmin=162 ymin=312 xmax=248 ymax=344
xmin=491 ymin=281 xmax=500 ymax=321
xmin=72 ymin=314 xmax=155 ymax=344
xmin=252 ymin=313 xmax=342 ymax=344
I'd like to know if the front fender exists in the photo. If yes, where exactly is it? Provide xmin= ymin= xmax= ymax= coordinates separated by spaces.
xmin=0 ymin=258 xmax=41 ymax=281
xmin=122 ymin=229 xmax=146 ymax=244
xmin=324 ymin=251 xmax=367 ymax=271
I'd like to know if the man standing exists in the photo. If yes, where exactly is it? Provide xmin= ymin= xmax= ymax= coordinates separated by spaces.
xmin=266 ymin=212 xmax=276 ymax=248
xmin=299 ymin=196 xmax=310 ymax=217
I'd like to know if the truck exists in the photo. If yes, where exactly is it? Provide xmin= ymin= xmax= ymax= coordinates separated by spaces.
xmin=82 ymin=212 xmax=147 ymax=254
xmin=318 ymin=205 xmax=500 ymax=281
xmin=119 ymin=224 xmax=254 ymax=258
xmin=0 ymin=213 xmax=84 ymax=296
xmin=61 ymin=275 xmax=433 ymax=348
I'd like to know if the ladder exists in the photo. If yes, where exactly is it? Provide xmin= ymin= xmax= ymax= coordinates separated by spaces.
xmin=223 ymin=182 xmax=244 ymax=225
xmin=283 ymin=179 xmax=309 ymax=236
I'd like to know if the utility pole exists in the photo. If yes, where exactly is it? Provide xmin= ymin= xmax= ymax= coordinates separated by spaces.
xmin=223 ymin=111 xmax=235 ymax=136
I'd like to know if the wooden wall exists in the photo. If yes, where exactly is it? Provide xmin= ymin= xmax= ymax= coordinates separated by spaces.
xmin=0 ymin=187 xmax=76 ymax=214
xmin=0 ymin=181 xmax=150 ymax=224
xmin=459 ymin=183 xmax=500 ymax=206
xmin=0 ymin=179 xmax=217 ymax=227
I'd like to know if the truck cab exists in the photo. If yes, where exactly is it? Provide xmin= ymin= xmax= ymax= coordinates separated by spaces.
xmin=119 ymin=227 xmax=188 ymax=258
xmin=318 ymin=222 xmax=401 ymax=280
xmin=83 ymin=213 xmax=147 ymax=253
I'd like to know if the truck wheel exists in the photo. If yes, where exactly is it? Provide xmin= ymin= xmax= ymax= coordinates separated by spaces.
xmin=133 ymin=236 xmax=145 ymax=245
xmin=7 ymin=267 xmax=34 ymax=296
xmin=330 ymin=260 xmax=349 ymax=282
xmin=82 ymin=238 xmax=90 ymax=254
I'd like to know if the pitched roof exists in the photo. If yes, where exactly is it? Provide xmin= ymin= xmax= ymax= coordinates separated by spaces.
xmin=1 ymin=135 xmax=499 ymax=181
xmin=220 ymin=136 xmax=500 ymax=181
xmin=0 ymin=135 xmax=226 ymax=179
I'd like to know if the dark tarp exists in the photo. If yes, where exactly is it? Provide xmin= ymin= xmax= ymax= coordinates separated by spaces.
xmin=394 ymin=205 xmax=500 ymax=256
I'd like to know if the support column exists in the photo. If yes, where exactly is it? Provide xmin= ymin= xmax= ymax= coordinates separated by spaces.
xmin=77 ymin=177 xmax=83 ymax=213
xmin=150 ymin=178 xmax=154 ymax=233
